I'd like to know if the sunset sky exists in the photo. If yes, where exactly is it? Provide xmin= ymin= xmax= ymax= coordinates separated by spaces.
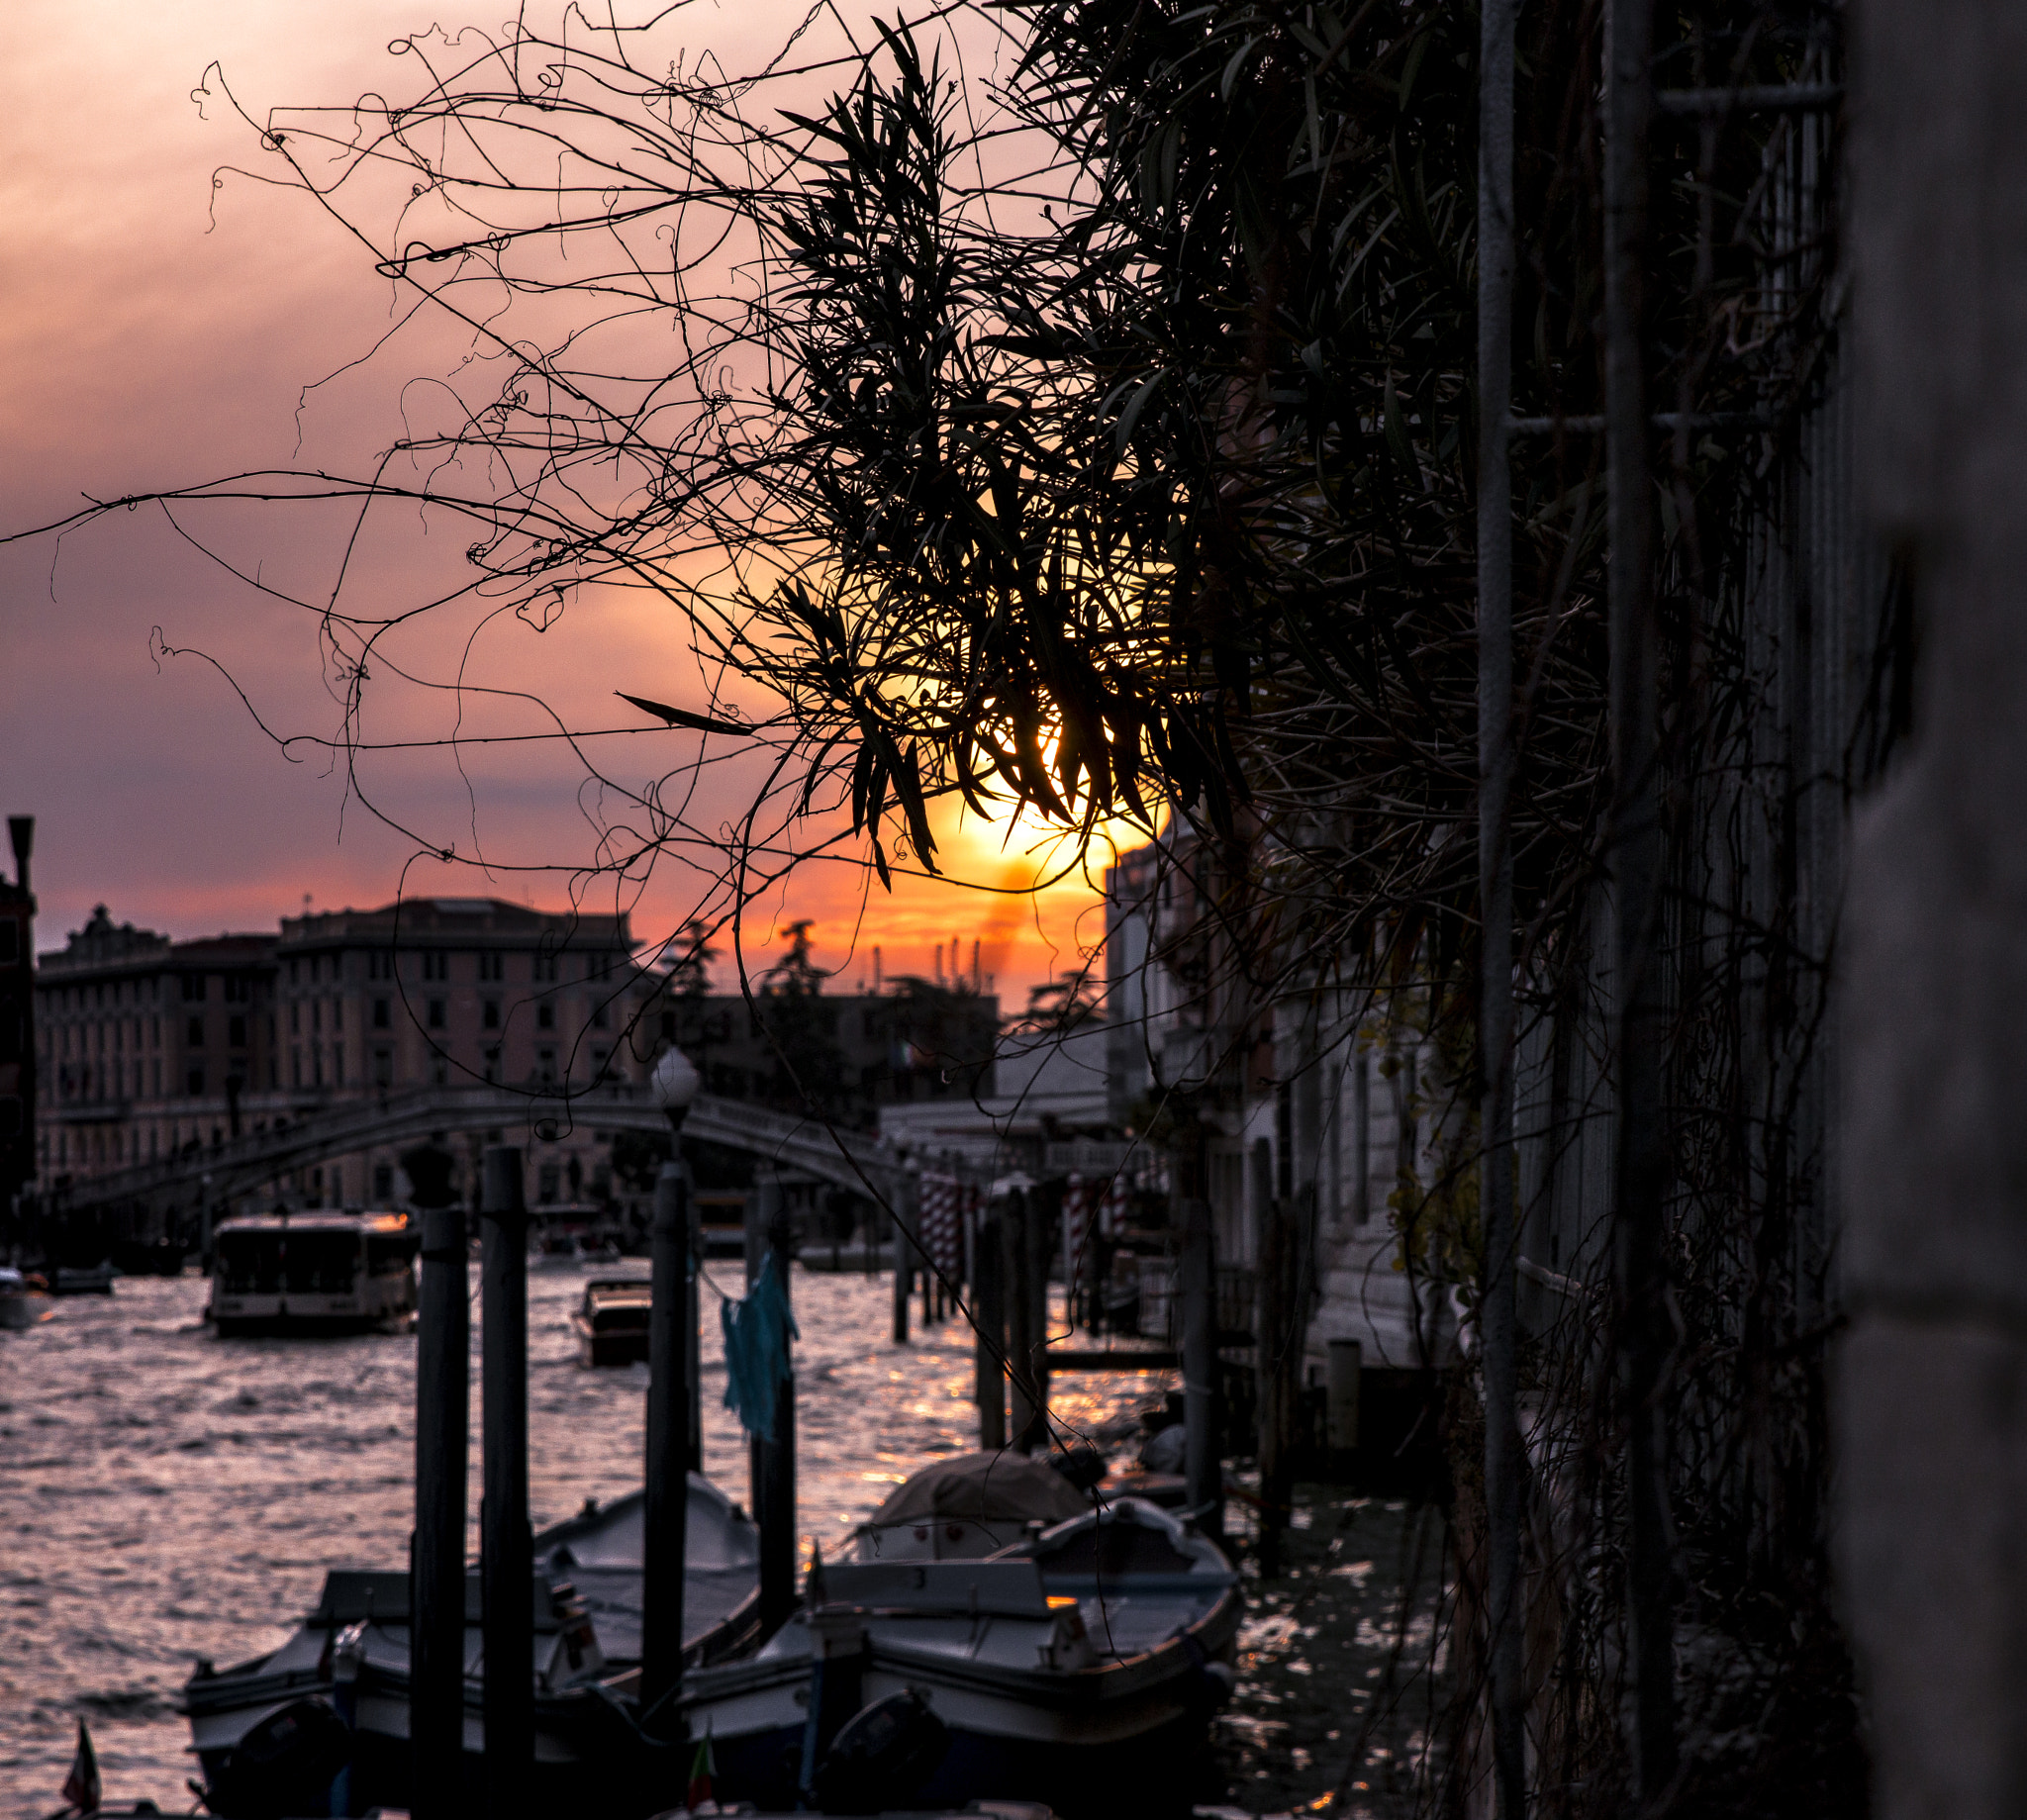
xmin=1 ymin=0 xmax=1138 ymax=1007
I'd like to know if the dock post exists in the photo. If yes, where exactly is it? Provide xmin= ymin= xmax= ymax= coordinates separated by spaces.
xmin=413 ymin=1199 xmax=472 ymax=1807
xmin=1180 ymin=1196 xmax=1221 ymax=1537
xmin=755 ymin=1188 xmax=798 ymax=1637
xmin=479 ymin=1147 xmax=532 ymax=1820
xmin=891 ymin=1166 xmax=913 ymax=1345
xmin=974 ymin=1203 xmax=1007 ymax=1450
xmin=686 ymin=1167 xmax=703 ymax=1473
xmin=641 ymin=1160 xmax=691 ymax=1728
xmin=1006 ymin=1189 xmax=1038 ymax=1447
xmin=1025 ymin=1179 xmax=1057 ymax=1448
xmin=412 ymin=1199 xmax=468 ymax=1819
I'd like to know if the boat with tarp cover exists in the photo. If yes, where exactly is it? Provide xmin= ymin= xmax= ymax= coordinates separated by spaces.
xmin=676 ymin=1453 xmax=1239 ymax=1818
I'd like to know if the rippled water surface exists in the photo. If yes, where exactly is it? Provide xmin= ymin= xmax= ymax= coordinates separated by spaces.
xmin=0 ymin=1264 xmax=1171 ymax=1815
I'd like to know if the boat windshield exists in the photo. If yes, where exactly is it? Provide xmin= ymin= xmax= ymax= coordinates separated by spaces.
xmin=285 ymin=1230 xmax=360 ymax=1294
xmin=217 ymin=1231 xmax=284 ymax=1293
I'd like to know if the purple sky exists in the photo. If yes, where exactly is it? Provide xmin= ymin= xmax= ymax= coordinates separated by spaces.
xmin=2 ymin=1 xmax=1122 ymax=1004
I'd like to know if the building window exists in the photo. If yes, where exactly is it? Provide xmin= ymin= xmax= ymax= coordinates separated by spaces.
xmin=334 ymin=1044 xmax=344 ymax=1086
xmin=228 ymin=1016 xmax=246 ymax=1049
xmin=373 ymin=1162 xmax=395 ymax=1199
xmin=537 ymin=1163 xmax=560 ymax=1203
xmin=291 ymin=1049 xmax=302 ymax=1088
xmin=181 ymin=974 xmax=206 ymax=1002
xmin=314 ymin=1049 xmax=325 ymax=1088
xmin=591 ymin=1045 xmax=610 ymax=1082
xmin=151 ymin=1059 xmax=161 ymax=1096
xmin=591 ymin=1001 xmax=610 ymax=1030
xmin=331 ymin=1000 xmax=341 ymax=1029
xmin=536 ymin=1002 xmax=555 ymax=1030
xmin=482 ymin=999 xmax=501 ymax=1030
xmin=151 ymin=1014 xmax=160 ymax=1046
xmin=187 ymin=1066 xmax=206 ymax=1097
xmin=423 ymin=952 xmax=449 ymax=983
xmin=224 ymin=975 xmax=249 ymax=1004
xmin=312 ymin=1001 xmax=322 ymax=1035
xmin=372 ymin=998 xmax=391 ymax=1029
xmin=484 ymin=1045 xmax=502 ymax=1084
xmin=373 ymin=1047 xmax=394 ymax=1088
xmin=427 ymin=998 xmax=446 ymax=1030
xmin=478 ymin=953 xmax=504 ymax=983
xmin=537 ymin=1046 xmax=557 ymax=1084
xmin=290 ymin=1003 xmax=301 ymax=1035
xmin=533 ymin=952 xmax=559 ymax=984
xmin=289 ymin=960 xmax=299 ymax=987
xmin=431 ymin=1054 xmax=450 ymax=1087
xmin=186 ymin=1015 xmax=204 ymax=1047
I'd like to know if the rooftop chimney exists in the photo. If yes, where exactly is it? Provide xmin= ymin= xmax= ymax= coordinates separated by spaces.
xmin=7 ymin=816 xmax=30 ymax=897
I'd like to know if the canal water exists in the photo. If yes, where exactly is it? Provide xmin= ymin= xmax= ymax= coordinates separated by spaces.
xmin=0 ymin=1263 xmax=1171 ymax=1814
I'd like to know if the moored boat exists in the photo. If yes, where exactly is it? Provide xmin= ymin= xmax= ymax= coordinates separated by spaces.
xmin=184 ymin=1474 xmax=761 ymax=1816
xmin=571 ymin=1277 xmax=653 ymax=1367
xmin=208 ymin=1210 xmax=418 ymax=1336
xmin=0 ymin=1265 xmax=53 ymax=1330
xmin=679 ymin=1458 xmax=1239 ymax=1818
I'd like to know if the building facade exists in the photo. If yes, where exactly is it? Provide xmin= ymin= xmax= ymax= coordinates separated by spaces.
xmin=37 ymin=908 xmax=279 ymax=1180
xmin=35 ymin=897 xmax=655 ymax=1211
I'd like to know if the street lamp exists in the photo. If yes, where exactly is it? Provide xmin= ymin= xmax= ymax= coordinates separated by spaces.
xmin=651 ymin=1044 xmax=701 ymax=1136
xmin=642 ymin=1044 xmax=699 ymax=1730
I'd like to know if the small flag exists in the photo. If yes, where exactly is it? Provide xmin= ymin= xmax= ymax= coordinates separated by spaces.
xmin=686 ymin=1725 xmax=716 ymax=1809
xmin=61 ymin=1718 xmax=100 ymax=1814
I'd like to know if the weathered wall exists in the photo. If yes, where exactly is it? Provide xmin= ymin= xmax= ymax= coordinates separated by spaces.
xmin=1840 ymin=7 xmax=2027 ymax=1817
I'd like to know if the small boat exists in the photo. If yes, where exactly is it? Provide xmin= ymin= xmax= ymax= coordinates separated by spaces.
xmin=50 ymin=1259 xmax=120 ymax=1295
xmin=208 ymin=1210 xmax=418 ymax=1336
xmin=571 ymin=1278 xmax=653 ymax=1367
xmin=678 ymin=1455 xmax=1240 ymax=1818
xmin=0 ymin=1266 xmax=53 ymax=1331
xmin=185 ymin=1475 xmax=761 ymax=1816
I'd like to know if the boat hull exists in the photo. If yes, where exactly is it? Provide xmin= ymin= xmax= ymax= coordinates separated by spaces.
xmin=680 ymin=1500 xmax=1241 ymax=1820
xmin=693 ymin=1661 xmax=1226 ymax=1818
xmin=571 ymin=1310 xmax=650 ymax=1368
xmin=185 ymin=1477 xmax=759 ymax=1819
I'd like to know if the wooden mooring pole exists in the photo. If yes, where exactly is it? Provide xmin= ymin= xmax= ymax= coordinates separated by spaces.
xmin=479 ymin=1147 xmax=532 ymax=1820
xmin=975 ymin=1205 xmax=1006 ymax=1451
xmin=1180 ymin=1196 xmax=1221 ymax=1538
xmin=750 ymin=1178 xmax=798 ymax=1638
xmin=641 ymin=1159 xmax=691 ymax=1726
xmin=412 ymin=1199 xmax=468 ymax=1818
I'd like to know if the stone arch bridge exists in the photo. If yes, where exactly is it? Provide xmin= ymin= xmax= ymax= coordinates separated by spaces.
xmin=40 ymin=1084 xmax=901 ymax=1220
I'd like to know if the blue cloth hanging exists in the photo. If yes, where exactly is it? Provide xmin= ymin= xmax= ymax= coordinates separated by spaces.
xmin=721 ymin=1253 xmax=799 ymax=1441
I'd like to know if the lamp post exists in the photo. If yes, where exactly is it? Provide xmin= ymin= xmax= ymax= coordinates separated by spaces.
xmin=641 ymin=1045 xmax=700 ymax=1727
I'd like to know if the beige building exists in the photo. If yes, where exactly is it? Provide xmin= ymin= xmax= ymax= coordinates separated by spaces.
xmin=37 ymin=897 xmax=655 ymax=1210
xmin=38 ymin=908 xmax=279 ymax=1179
xmin=269 ymin=896 xmax=650 ymax=1206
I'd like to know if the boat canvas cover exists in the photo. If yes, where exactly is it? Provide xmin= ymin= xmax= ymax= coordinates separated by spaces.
xmin=868 ymin=1453 xmax=1089 ymax=1529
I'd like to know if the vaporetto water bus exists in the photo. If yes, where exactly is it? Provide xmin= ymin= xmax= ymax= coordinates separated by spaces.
xmin=207 ymin=1210 xmax=420 ymax=1336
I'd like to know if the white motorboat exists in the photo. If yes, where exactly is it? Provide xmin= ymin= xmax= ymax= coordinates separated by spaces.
xmin=184 ymin=1475 xmax=760 ymax=1816
xmin=0 ymin=1265 xmax=52 ymax=1331
xmin=678 ymin=1456 xmax=1240 ymax=1818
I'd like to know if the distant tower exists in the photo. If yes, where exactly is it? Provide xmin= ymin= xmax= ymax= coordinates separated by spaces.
xmin=0 ymin=817 xmax=38 ymax=1235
